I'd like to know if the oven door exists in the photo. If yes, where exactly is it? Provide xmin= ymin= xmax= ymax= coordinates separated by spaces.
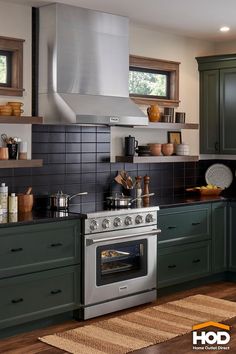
xmin=84 ymin=226 xmax=160 ymax=305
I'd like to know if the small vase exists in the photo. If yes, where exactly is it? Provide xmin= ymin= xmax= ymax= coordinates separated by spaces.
xmin=147 ymin=104 xmax=161 ymax=122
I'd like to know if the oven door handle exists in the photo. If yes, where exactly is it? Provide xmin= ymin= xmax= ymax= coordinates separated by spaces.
xmin=86 ymin=228 xmax=161 ymax=246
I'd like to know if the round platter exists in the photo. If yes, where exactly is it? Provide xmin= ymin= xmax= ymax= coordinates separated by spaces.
xmin=205 ymin=163 xmax=233 ymax=189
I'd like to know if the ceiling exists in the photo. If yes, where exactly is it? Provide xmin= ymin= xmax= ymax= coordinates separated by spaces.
xmin=4 ymin=0 xmax=236 ymax=42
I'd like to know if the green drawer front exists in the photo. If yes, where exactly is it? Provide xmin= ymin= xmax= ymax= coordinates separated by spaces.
xmin=0 ymin=265 xmax=80 ymax=329
xmin=0 ymin=220 xmax=80 ymax=278
xmin=158 ymin=204 xmax=211 ymax=247
xmin=158 ymin=241 xmax=211 ymax=288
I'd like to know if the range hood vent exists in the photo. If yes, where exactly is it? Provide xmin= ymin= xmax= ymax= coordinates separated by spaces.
xmin=38 ymin=4 xmax=148 ymax=126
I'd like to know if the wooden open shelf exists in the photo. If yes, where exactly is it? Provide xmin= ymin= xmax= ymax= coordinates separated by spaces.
xmin=0 ymin=159 xmax=43 ymax=168
xmin=0 ymin=116 xmax=43 ymax=124
xmin=134 ymin=122 xmax=199 ymax=130
xmin=116 ymin=155 xmax=199 ymax=163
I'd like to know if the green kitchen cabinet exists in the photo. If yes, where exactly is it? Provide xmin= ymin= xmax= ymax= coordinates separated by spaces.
xmin=0 ymin=265 xmax=80 ymax=329
xmin=157 ymin=203 xmax=212 ymax=288
xmin=212 ymin=202 xmax=227 ymax=273
xmin=229 ymin=202 xmax=236 ymax=271
xmin=197 ymin=54 xmax=236 ymax=154
xmin=0 ymin=219 xmax=81 ymax=278
xmin=158 ymin=241 xmax=211 ymax=288
xmin=0 ymin=219 xmax=81 ymax=330
xmin=158 ymin=203 xmax=211 ymax=248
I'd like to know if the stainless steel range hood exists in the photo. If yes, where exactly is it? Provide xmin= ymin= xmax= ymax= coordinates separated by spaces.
xmin=38 ymin=4 xmax=148 ymax=126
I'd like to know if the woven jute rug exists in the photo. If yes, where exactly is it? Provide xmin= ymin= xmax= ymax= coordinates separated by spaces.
xmin=39 ymin=294 xmax=236 ymax=354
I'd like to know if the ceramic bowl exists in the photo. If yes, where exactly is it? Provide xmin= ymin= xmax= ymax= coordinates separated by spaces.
xmin=148 ymin=143 xmax=162 ymax=156
xmin=161 ymin=143 xmax=174 ymax=156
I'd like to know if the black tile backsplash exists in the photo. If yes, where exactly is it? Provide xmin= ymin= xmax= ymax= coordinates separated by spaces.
xmin=0 ymin=125 xmax=235 ymax=212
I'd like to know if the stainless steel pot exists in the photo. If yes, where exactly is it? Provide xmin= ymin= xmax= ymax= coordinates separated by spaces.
xmin=50 ymin=191 xmax=88 ymax=210
xmin=106 ymin=193 xmax=154 ymax=208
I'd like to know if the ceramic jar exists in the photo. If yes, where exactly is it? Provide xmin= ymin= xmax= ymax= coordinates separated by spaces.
xmin=147 ymin=105 xmax=161 ymax=122
xmin=175 ymin=143 xmax=189 ymax=155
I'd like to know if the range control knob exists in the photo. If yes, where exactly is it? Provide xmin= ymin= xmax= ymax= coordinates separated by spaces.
xmin=124 ymin=216 xmax=133 ymax=226
xmin=135 ymin=215 xmax=144 ymax=224
xmin=102 ymin=219 xmax=111 ymax=229
xmin=113 ymin=217 xmax=122 ymax=227
xmin=146 ymin=213 xmax=154 ymax=223
xmin=90 ymin=219 xmax=98 ymax=231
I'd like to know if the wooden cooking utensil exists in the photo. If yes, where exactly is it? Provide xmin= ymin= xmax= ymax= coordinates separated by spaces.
xmin=25 ymin=186 xmax=32 ymax=195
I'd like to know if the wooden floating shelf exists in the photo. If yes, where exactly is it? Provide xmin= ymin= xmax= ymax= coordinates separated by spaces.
xmin=0 ymin=116 xmax=43 ymax=124
xmin=116 ymin=156 xmax=199 ymax=163
xmin=134 ymin=122 xmax=199 ymax=130
xmin=0 ymin=159 xmax=43 ymax=168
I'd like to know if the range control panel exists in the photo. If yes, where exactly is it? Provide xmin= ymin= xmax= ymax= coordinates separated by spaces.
xmin=84 ymin=211 xmax=157 ymax=234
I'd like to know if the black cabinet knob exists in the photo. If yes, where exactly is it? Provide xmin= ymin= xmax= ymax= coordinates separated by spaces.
xmin=168 ymin=264 xmax=177 ymax=269
xmin=11 ymin=298 xmax=23 ymax=304
xmin=51 ymin=289 xmax=62 ymax=295
xmin=192 ymin=259 xmax=200 ymax=263
xmin=50 ymin=243 xmax=63 ymax=248
xmin=192 ymin=222 xmax=201 ymax=226
xmin=11 ymin=247 xmax=23 ymax=253
xmin=168 ymin=226 xmax=176 ymax=230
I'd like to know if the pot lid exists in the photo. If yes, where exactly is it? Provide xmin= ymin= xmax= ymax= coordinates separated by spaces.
xmin=50 ymin=191 xmax=70 ymax=198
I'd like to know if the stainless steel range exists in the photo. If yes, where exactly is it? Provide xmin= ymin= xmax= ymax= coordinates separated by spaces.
xmin=81 ymin=206 xmax=161 ymax=319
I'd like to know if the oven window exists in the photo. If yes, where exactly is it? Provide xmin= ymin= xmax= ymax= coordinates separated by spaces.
xmin=96 ymin=239 xmax=147 ymax=286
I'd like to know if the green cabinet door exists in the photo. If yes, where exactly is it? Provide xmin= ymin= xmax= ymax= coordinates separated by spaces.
xmin=158 ymin=241 xmax=211 ymax=288
xmin=0 ymin=220 xmax=81 ymax=278
xmin=199 ymin=70 xmax=220 ymax=154
xmin=212 ymin=202 xmax=227 ymax=273
xmin=197 ymin=55 xmax=236 ymax=155
xmin=220 ymin=68 xmax=236 ymax=154
xmin=229 ymin=202 xmax=236 ymax=271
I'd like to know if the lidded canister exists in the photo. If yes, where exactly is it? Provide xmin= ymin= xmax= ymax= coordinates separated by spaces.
xmin=9 ymin=193 xmax=18 ymax=214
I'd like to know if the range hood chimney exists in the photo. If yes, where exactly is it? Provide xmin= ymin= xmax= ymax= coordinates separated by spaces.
xmin=38 ymin=4 xmax=148 ymax=126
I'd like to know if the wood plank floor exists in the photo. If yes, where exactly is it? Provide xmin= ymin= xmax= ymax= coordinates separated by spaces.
xmin=1 ymin=281 xmax=236 ymax=354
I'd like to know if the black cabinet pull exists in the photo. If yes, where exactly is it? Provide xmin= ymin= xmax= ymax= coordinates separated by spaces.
xmin=192 ymin=222 xmax=201 ymax=226
xmin=11 ymin=247 xmax=23 ymax=253
xmin=11 ymin=298 xmax=23 ymax=304
xmin=192 ymin=259 xmax=200 ymax=263
xmin=51 ymin=289 xmax=62 ymax=295
xmin=168 ymin=264 xmax=177 ymax=269
xmin=215 ymin=142 xmax=219 ymax=152
xmin=50 ymin=243 xmax=62 ymax=248
xmin=168 ymin=226 xmax=176 ymax=230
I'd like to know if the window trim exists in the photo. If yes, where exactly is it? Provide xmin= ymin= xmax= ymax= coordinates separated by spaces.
xmin=0 ymin=36 xmax=25 ymax=97
xmin=129 ymin=55 xmax=180 ymax=107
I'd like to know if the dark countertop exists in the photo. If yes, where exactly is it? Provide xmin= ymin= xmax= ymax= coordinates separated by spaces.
xmin=0 ymin=193 xmax=235 ymax=228
xmin=0 ymin=210 xmax=81 ymax=228
xmin=156 ymin=194 xmax=227 ymax=209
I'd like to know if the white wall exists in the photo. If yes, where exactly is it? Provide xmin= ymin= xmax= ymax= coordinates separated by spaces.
xmin=0 ymin=1 xmax=32 ymax=157
xmin=214 ymin=40 xmax=236 ymax=54
xmin=111 ymin=24 xmax=215 ymax=160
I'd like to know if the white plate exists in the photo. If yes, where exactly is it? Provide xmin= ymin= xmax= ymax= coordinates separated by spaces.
xmin=205 ymin=163 xmax=233 ymax=189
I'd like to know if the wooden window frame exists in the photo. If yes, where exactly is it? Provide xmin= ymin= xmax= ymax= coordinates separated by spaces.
xmin=0 ymin=36 xmax=25 ymax=97
xmin=129 ymin=55 xmax=180 ymax=107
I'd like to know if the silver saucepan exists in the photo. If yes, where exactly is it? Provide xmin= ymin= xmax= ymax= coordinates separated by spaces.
xmin=106 ymin=193 xmax=154 ymax=208
xmin=50 ymin=191 xmax=88 ymax=210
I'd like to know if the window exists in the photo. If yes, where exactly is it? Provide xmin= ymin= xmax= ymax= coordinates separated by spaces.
xmin=129 ymin=55 xmax=180 ymax=107
xmin=0 ymin=50 xmax=12 ymax=87
xmin=0 ymin=36 xmax=25 ymax=96
xmin=129 ymin=67 xmax=169 ymax=99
